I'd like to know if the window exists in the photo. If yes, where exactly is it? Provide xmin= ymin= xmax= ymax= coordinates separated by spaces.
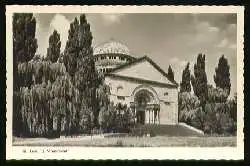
xmin=117 ymin=96 xmax=125 ymax=100
xmin=117 ymin=86 xmax=123 ymax=96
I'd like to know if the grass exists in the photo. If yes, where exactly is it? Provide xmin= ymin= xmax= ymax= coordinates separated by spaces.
xmin=13 ymin=136 xmax=236 ymax=147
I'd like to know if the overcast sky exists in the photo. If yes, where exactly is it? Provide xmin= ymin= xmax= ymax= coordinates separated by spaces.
xmin=34 ymin=13 xmax=237 ymax=97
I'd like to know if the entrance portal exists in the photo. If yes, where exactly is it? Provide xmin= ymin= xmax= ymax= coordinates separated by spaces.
xmin=134 ymin=89 xmax=160 ymax=124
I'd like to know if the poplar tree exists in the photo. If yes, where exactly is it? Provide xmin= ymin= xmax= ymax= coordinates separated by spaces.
xmin=191 ymin=54 xmax=208 ymax=130
xmin=63 ymin=14 xmax=100 ymax=134
xmin=13 ymin=13 xmax=38 ymax=89
xmin=191 ymin=54 xmax=208 ymax=109
xmin=47 ymin=30 xmax=61 ymax=63
xmin=167 ymin=65 xmax=175 ymax=81
xmin=214 ymin=55 xmax=231 ymax=97
xmin=180 ymin=62 xmax=191 ymax=93
xmin=13 ymin=13 xmax=37 ymax=136
xmin=63 ymin=17 xmax=79 ymax=78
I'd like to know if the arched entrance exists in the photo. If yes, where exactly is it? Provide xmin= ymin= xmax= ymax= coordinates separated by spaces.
xmin=132 ymin=86 xmax=160 ymax=124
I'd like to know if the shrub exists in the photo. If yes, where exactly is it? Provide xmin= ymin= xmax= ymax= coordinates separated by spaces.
xmin=98 ymin=102 xmax=135 ymax=133
xmin=191 ymin=103 xmax=236 ymax=135
xmin=178 ymin=92 xmax=200 ymax=123
xmin=207 ymin=85 xmax=229 ymax=103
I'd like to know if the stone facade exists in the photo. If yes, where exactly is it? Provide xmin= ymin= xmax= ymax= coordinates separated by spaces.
xmin=104 ymin=57 xmax=179 ymax=125
xmin=94 ymin=41 xmax=179 ymax=125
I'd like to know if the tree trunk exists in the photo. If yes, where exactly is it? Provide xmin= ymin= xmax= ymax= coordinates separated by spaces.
xmin=47 ymin=116 xmax=53 ymax=138
xmin=57 ymin=115 xmax=62 ymax=137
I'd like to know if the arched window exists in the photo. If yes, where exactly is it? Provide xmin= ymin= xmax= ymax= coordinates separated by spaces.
xmin=117 ymin=85 xmax=124 ymax=98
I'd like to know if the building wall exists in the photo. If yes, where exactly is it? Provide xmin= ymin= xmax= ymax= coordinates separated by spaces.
xmin=112 ymin=60 xmax=173 ymax=85
xmin=105 ymin=76 xmax=178 ymax=124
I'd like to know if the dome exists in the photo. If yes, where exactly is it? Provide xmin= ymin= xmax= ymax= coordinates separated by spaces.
xmin=94 ymin=41 xmax=130 ymax=55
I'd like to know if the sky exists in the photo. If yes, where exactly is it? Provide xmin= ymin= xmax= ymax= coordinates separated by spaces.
xmin=34 ymin=13 xmax=237 ymax=98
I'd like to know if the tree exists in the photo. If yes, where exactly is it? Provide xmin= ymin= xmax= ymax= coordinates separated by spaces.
xmin=214 ymin=55 xmax=231 ymax=97
xmin=191 ymin=54 xmax=208 ymax=105
xmin=191 ymin=53 xmax=208 ymax=130
xmin=63 ymin=14 xmax=100 ymax=134
xmin=47 ymin=30 xmax=61 ymax=63
xmin=75 ymin=14 xmax=100 ymax=126
xmin=180 ymin=62 xmax=191 ymax=93
xmin=167 ymin=65 xmax=174 ymax=81
xmin=178 ymin=92 xmax=200 ymax=123
xmin=13 ymin=13 xmax=37 ymax=136
xmin=207 ymin=84 xmax=228 ymax=103
xmin=13 ymin=13 xmax=38 ymax=89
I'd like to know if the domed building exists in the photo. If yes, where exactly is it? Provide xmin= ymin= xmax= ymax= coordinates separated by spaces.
xmin=94 ymin=40 xmax=179 ymax=125
xmin=93 ymin=41 xmax=136 ymax=73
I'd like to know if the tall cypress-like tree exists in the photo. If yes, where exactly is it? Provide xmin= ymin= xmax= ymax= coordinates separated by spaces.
xmin=63 ymin=17 xmax=80 ymax=135
xmin=191 ymin=54 xmax=208 ymax=108
xmin=180 ymin=62 xmax=191 ymax=93
xmin=214 ymin=55 xmax=231 ymax=96
xmin=75 ymin=14 xmax=100 ymax=127
xmin=13 ymin=13 xmax=38 ymax=89
xmin=13 ymin=13 xmax=38 ymax=136
xmin=63 ymin=14 xmax=100 ymax=134
xmin=47 ymin=30 xmax=61 ymax=63
xmin=63 ymin=18 xmax=79 ymax=78
xmin=167 ymin=65 xmax=174 ymax=81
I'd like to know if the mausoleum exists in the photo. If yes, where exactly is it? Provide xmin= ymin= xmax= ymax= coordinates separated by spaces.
xmin=94 ymin=40 xmax=179 ymax=125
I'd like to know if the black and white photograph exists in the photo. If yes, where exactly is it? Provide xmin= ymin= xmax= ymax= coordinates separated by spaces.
xmin=6 ymin=6 xmax=244 ymax=160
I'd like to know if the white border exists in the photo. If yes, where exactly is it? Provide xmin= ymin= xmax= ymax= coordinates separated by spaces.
xmin=6 ymin=5 xmax=244 ymax=160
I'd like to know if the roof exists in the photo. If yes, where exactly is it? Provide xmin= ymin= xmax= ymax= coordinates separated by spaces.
xmin=93 ymin=41 xmax=130 ymax=56
xmin=105 ymin=56 xmax=179 ymax=86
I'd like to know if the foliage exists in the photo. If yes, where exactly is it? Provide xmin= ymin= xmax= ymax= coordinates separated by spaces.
xmin=18 ymin=60 xmax=66 ymax=86
xmin=47 ymin=30 xmax=61 ymax=63
xmin=167 ymin=65 xmax=174 ymax=81
xmin=178 ymin=92 xmax=200 ymax=123
xmin=190 ymin=103 xmax=236 ymax=135
xmin=180 ymin=62 xmax=191 ymax=93
xmin=13 ymin=13 xmax=37 ymax=64
xmin=191 ymin=53 xmax=208 ymax=107
xmin=17 ymin=73 xmax=73 ymax=137
xmin=227 ymin=94 xmax=237 ymax=122
xmin=179 ymin=91 xmax=237 ymax=135
xmin=13 ymin=13 xmax=37 ymax=136
xmin=98 ymin=102 xmax=135 ymax=133
xmin=13 ymin=14 xmax=105 ymax=138
xmin=63 ymin=14 xmax=100 ymax=133
xmin=63 ymin=14 xmax=94 ymax=78
xmin=207 ymin=84 xmax=229 ymax=103
xmin=214 ymin=55 xmax=231 ymax=96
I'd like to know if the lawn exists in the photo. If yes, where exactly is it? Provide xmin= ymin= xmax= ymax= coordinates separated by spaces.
xmin=13 ymin=135 xmax=237 ymax=147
